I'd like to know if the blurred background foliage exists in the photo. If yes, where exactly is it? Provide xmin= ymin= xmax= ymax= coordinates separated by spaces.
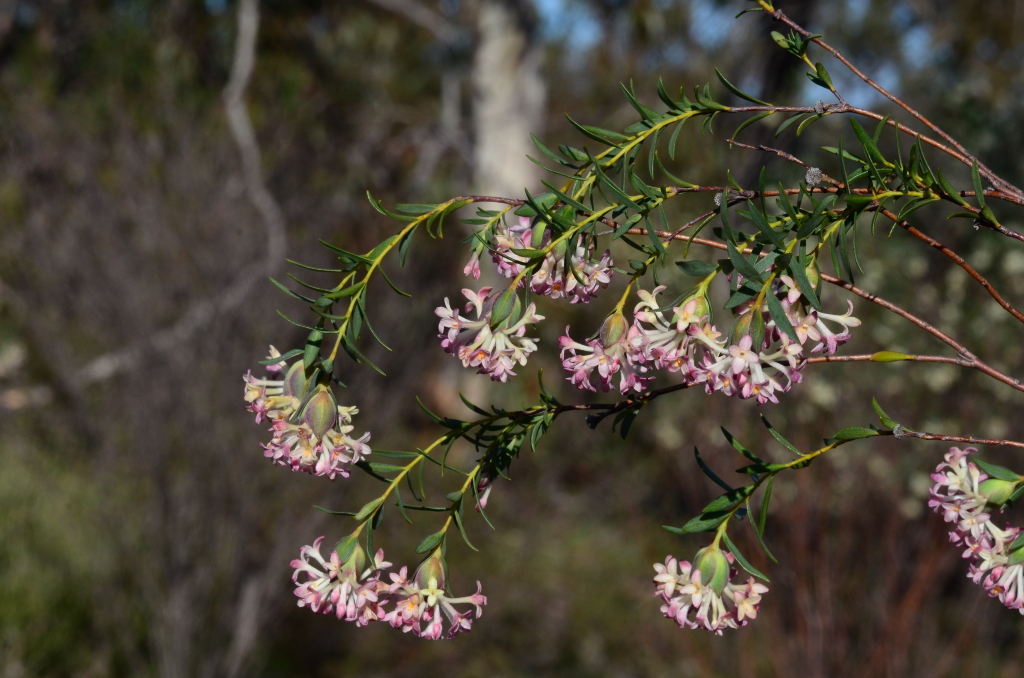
xmin=1 ymin=0 xmax=1024 ymax=676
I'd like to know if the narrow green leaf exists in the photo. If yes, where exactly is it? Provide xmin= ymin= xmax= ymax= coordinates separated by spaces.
xmin=766 ymin=292 xmax=800 ymax=343
xmin=721 ymin=428 xmax=763 ymax=463
xmin=870 ymin=398 xmax=899 ymax=429
xmin=679 ymin=512 xmax=730 ymax=533
xmin=695 ymin=447 xmax=734 ymax=491
xmin=871 ymin=351 xmax=915 ymax=362
xmin=731 ymin=111 xmax=774 ymax=140
xmin=354 ymin=497 xmax=384 ymax=522
xmin=832 ymin=427 xmax=879 ymax=441
xmin=414 ymin=530 xmax=446 ymax=554
xmin=758 ymin=475 xmax=774 ymax=535
xmin=702 ymin=484 xmax=757 ymax=513
xmin=722 ymin=532 xmax=770 ymax=582
xmin=676 ymin=260 xmax=718 ymax=276
xmin=715 ymin=67 xmax=771 ymax=105
xmin=971 ymin=160 xmax=986 ymax=208
xmin=759 ymin=415 xmax=802 ymax=456
xmin=973 ymin=458 xmax=1022 ymax=482
xmin=775 ymin=113 xmax=806 ymax=137
xmin=727 ymin=241 xmax=764 ymax=283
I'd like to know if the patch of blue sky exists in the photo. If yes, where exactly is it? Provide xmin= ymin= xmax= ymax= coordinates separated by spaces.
xmin=205 ymin=0 xmax=228 ymax=15
xmin=688 ymin=0 xmax=733 ymax=50
xmin=901 ymin=25 xmax=933 ymax=69
xmin=534 ymin=0 xmax=602 ymax=52
xmin=845 ymin=0 xmax=870 ymax=27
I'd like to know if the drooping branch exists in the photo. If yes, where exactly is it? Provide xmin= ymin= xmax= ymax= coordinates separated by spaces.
xmin=761 ymin=6 xmax=1024 ymax=202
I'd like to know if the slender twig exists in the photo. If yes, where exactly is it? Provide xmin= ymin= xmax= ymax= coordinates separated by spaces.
xmin=875 ymin=206 xmax=1024 ymax=325
xmin=763 ymin=8 xmax=1024 ymax=201
xmin=622 ymin=225 xmax=1024 ymax=393
xmin=808 ymin=354 xmax=968 ymax=366
xmin=891 ymin=430 xmax=1024 ymax=451
xmin=438 ymin=195 xmax=1024 ymax=391
xmin=727 ymin=139 xmax=1024 ymax=319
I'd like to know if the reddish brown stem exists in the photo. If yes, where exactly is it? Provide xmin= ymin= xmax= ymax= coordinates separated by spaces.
xmin=764 ymin=9 xmax=1024 ymax=202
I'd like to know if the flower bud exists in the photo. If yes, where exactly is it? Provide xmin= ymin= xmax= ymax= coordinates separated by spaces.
xmin=334 ymin=537 xmax=365 ymax=576
xmin=804 ymin=257 xmax=820 ymax=291
xmin=302 ymin=385 xmax=338 ymax=439
xmin=730 ymin=308 xmax=765 ymax=350
xmin=550 ymin=238 xmax=568 ymax=261
xmin=489 ymin=288 xmax=518 ymax=328
xmin=530 ymin=222 xmax=547 ymax=249
xmin=283 ymin=360 xmax=307 ymax=398
xmin=979 ymin=478 xmax=1019 ymax=508
xmin=413 ymin=550 xmax=448 ymax=592
xmin=694 ymin=545 xmax=730 ymax=596
xmin=600 ymin=312 xmax=629 ymax=348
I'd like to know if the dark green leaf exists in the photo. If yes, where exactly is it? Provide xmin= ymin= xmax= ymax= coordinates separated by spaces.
xmin=414 ymin=530 xmax=446 ymax=554
xmin=722 ymin=532 xmax=770 ymax=582
xmin=695 ymin=447 xmax=733 ymax=491
xmin=832 ymin=427 xmax=879 ymax=441
xmin=676 ymin=260 xmax=718 ymax=276
xmin=973 ymin=458 xmax=1022 ymax=482
xmin=766 ymin=291 xmax=800 ymax=343
xmin=870 ymin=398 xmax=899 ymax=429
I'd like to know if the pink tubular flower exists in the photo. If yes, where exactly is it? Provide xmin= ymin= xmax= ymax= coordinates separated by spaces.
xmin=653 ymin=548 xmax=768 ymax=635
xmin=290 ymin=538 xmax=392 ymax=625
xmin=616 ymin=274 xmax=860 ymax=404
xmin=385 ymin=551 xmax=488 ymax=639
xmin=243 ymin=347 xmax=371 ymax=479
xmin=435 ymin=287 xmax=543 ymax=382
xmin=470 ymin=216 xmax=614 ymax=303
xmin=559 ymin=315 xmax=653 ymax=395
xmin=930 ymin=447 xmax=1024 ymax=613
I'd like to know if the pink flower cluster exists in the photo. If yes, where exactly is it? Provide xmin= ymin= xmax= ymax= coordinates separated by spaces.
xmin=435 ymin=287 xmax=543 ymax=382
xmin=243 ymin=346 xmax=370 ymax=479
xmin=467 ymin=216 xmax=614 ymax=304
xmin=291 ymin=540 xmax=487 ymax=639
xmin=653 ymin=552 xmax=768 ymax=634
xmin=561 ymin=277 xmax=860 ymax=403
xmin=930 ymin=447 xmax=1024 ymax=612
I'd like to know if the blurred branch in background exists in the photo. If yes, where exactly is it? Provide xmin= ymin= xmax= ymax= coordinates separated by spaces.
xmin=71 ymin=0 xmax=286 ymax=389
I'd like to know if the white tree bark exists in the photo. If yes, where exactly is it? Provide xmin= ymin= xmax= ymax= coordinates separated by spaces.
xmin=472 ymin=0 xmax=546 ymax=197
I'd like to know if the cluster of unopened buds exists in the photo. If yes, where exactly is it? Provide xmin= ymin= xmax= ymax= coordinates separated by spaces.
xmin=653 ymin=545 xmax=768 ymax=634
xmin=243 ymin=346 xmax=371 ymax=479
xmin=930 ymin=447 xmax=1024 ymax=612
xmin=561 ymin=273 xmax=861 ymax=403
xmin=291 ymin=540 xmax=487 ymax=639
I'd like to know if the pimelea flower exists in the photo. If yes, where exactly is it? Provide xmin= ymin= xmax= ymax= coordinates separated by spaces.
xmin=244 ymin=347 xmax=371 ymax=479
xmin=653 ymin=546 xmax=768 ymax=634
xmin=468 ymin=217 xmax=614 ymax=303
xmin=930 ymin=447 xmax=1024 ymax=612
xmin=385 ymin=551 xmax=488 ymax=639
xmin=435 ymin=287 xmax=543 ymax=382
xmin=290 ymin=537 xmax=392 ymax=625
xmin=559 ymin=313 xmax=653 ymax=394
xmin=598 ymin=275 xmax=860 ymax=404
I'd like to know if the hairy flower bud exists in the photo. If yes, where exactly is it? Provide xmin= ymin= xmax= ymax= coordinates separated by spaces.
xmin=284 ymin=360 xmax=307 ymax=398
xmin=413 ymin=550 xmax=448 ymax=592
xmin=730 ymin=308 xmax=765 ymax=350
xmin=600 ymin=312 xmax=629 ymax=348
xmin=302 ymin=386 xmax=338 ymax=439
xmin=980 ymin=478 xmax=1019 ymax=508
xmin=804 ymin=257 xmax=820 ymax=292
xmin=694 ymin=545 xmax=730 ymax=596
